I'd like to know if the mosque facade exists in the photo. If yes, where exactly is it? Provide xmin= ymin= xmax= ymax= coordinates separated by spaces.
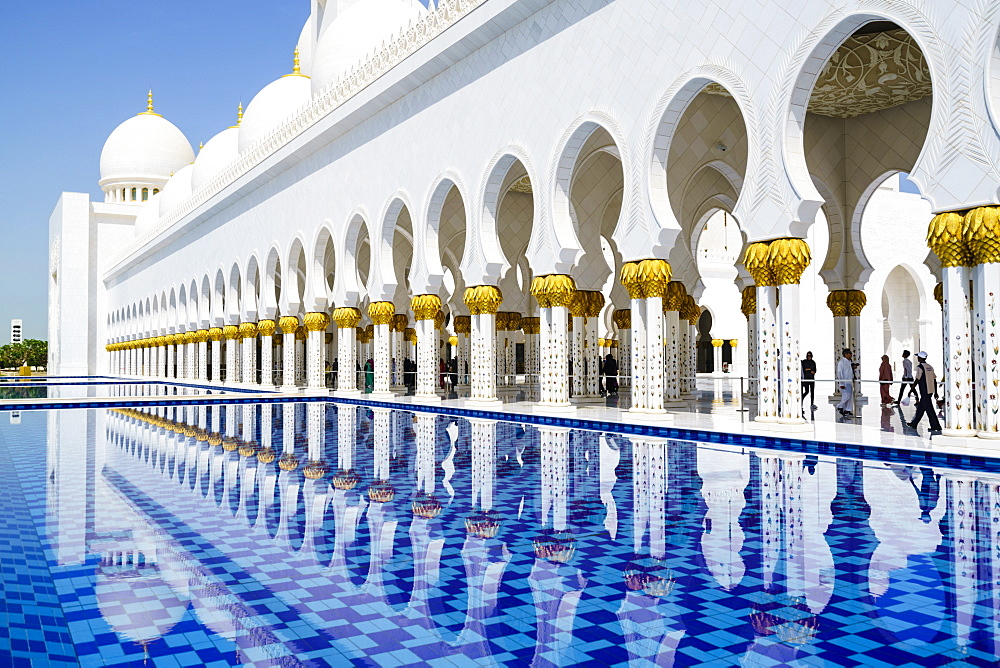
xmin=47 ymin=0 xmax=1000 ymax=443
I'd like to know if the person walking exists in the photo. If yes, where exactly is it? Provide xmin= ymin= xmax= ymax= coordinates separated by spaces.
xmin=801 ymin=351 xmax=817 ymax=410
xmin=907 ymin=351 xmax=942 ymax=433
xmin=878 ymin=354 xmax=893 ymax=406
xmin=836 ymin=349 xmax=856 ymax=417
xmin=603 ymin=353 xmax=619 ymax=395
xmin=896 ymin=350 xmax=918 ymax=404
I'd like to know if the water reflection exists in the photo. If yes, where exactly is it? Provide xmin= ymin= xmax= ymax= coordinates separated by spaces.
xmin=31 ymin=402 xmax=1000 ymax=665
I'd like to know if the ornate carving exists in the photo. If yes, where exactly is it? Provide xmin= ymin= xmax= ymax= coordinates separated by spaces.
xmin=304 ymin=312 xmax=331 ymax=331
xmin=403 ymin=327 xmax=417 ymax=342
xmin=767 ymin=238 xmax=811 ymax=285
xmin=521 ymin=317 xmax=540 ymax=334
xmin=238 ymin=322 xmax=258 ymax=338
xmin=368 ymin=301 xmax=395 ymax=325
xmin=464 ymin=285 xmax=503 ymax=315
xmin=256 ymin=319 xmax=276 ymax=337
xmin=740 ymin=286 xmax=756 ymax=318
xmin=208 ymin=327 xmax=224 ymax=341
xmin=742 ymin=243 xmax=774 ymax=287
xmin=620 ymin=259 xmax=671 ymax=299
xmin=508 ymin=175 xmax=532 ymax=193
xmin=222 ymin=325 xmax=239 ymax=340
xmin=530 ymin=274 xmax=576 ymax=308
xmin=612 ymin=309 xmax=631 ymax=329
xmin=278 ymin=316 xmax=300 ymax=334
xmin=332 ymin=307 xmax=361 ymax=329
xmin=453 ymin=315 xmax=471 ymax=334
xmin=826 ymin=289 xmax=866 ymax=317
xmin=965 ymin=207 xmax=1000 ymax=266
xmin=927 ymin=211 xmax=970 ymax=268
xmin=662 ymin=281 xmax=687 ymax=312
xmin=411 ymin=294 xmax=442 ymax=320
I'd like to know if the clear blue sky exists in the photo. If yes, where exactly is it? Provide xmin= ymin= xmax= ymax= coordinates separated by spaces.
xmin=0 ymin=1 xmax=424 ymax=341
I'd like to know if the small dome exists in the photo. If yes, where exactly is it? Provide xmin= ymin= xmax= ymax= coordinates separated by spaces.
xmin=238 ymin=74 xmax=311 ymax=153
xmin=134 ymin=193 xmax=162 ymax=236
xmin=99 ymin=98 xmax=194 ymax=190
xmin=311 ymin=0 xmax=425 ymax=96
xmin=158 ymin=164 xmax=194 ymax=217
xmin=191 ymin=126 xmax=239 ymax=192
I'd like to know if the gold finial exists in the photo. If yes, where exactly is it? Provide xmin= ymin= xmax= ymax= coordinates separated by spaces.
xmin=293 ymin=47 xmax=301 ymax=75
xmin=198 ymin=140 xmax=204 ymax=151
xmin=237 ymin=101 xmax=243 ymax=125
xmin=139 ymin=89 xmax=161 ymax=116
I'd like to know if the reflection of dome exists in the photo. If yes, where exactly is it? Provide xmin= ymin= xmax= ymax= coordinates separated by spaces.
xmin=134 ymin=194 xmax=162 ymax=236
xmin=96 ymin=565 xmax=189 ymax=646
xmin=238 ymin=69 xmax=311 ymax=153
xmin=311 ymin=0 xmax=425 ymax=95
xmin=158 ymin=163 xmax=194 ymax=217
xmin=99 ymin=94 xmax=194 ymax=198
xmin=190 ymin=126 xmax=239 ymax=193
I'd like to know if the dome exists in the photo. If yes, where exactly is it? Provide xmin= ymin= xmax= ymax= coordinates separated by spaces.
xmin=99 ymin=98 xmax=194 ymax=191
xmin=191 ymin=126 xmax=239 ymax=192
xmin=158 ymin=164 xmax=193 ymax=217
xmin=238 ymin=73 xmax=311 ymax=153
xmin=134 ymin=193 xmax=162 ymax=236
xmin=311 ymin=0 xmax=426 ymax=96
xmin=296 ymin=16 xmax=315 ymax=77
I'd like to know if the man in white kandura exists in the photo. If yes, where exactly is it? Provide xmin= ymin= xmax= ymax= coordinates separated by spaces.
xmin=837 ymin=349 xmax=857 ymax=418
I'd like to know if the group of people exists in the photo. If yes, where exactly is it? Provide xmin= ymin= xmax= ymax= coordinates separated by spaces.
xmin=802 ymin=348 xmax=941 ymax=433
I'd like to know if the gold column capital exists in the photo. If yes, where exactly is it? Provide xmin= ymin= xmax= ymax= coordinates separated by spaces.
xmin=964 ymin=206 xmax=1000 ymax=265
xmin=711 ymin=338 xmax=724 ymax=347
xmin=464 ymin=285 xmax=503 ymax=315
xmin=368 ymin=301 xmax=395 ymax=325
xmin=767 ymin=238 xmax=811 ymax=285
xmin=391 ymin=313 xmax=409 ymax=332
xmin=256 ymin=319 xmax=276 ymax=337
xmin=453 ymin=315 xmax=471 ymax=334
xmin=332 ymin=307 xmax=362 ymax=328
xmin=927 ymin=210 xmax=970 ymax=267
xmin=278 ymin=315 xmax=300 ymax=334
xmin=530 ymin=275 xmax=575 ymax=308
xmin=612 ymin=309 xmax=631 ymax=329
xmin=208 ymin=327 xmax=224 ymax=341
xmin=619 ymin=259 xmax=671 ymax=299
xmin=222 ymin=325 xmax=239 ymax=340
xmin=411 ymin=294 xmax=442 ymax=320
xmin=304 ymin=312 xmax=331 ymax=332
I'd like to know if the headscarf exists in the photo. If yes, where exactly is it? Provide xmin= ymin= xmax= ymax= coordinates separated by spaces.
xmin=879 ymin=355 xmax=892 ymax=381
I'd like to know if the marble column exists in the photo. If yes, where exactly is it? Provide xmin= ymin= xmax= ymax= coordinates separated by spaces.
xmin=391 ymin=314 xmax=408 ymax=389
xmin=208 ymin=328 xmax=223 ymax=383
xmin=712 ymin=339 xmax=724 ymax=376
xmin=257 ymin=320 xmax=276 ymax=388
xmin=744 ymin=242 xmax=780 ymax=422
xmin=741 ymin=287 xmax=758 ymax=399
xmin=304 ymin=312 xmax=331 ymax=392
xmin=166 ymin=336 xmax=176 ymax=380
xmin=239 ymin=322 xmax=258 ymax=386
xmin=464 ymin=286 xmax=502 ymax=405
xmin=196 ymin=330 xmax=208 ymax=381
xmin=332 ymin=307 xmax=362 ymax=396
xmin=412 ymin=295 xmax=442 ymax=400
xmin=613 ymin=310 xmax=631 ymax=389
xmin=455 ymin=316 xmax=471 ymax=387
xmin=827 ymin=290 xmax=866 ymax=401
xmin=663 ymin=281 xmax=686 ymax=404
xmin=368 ymin=302 xmax=395 ymax=396
xmin=278 ymin=316 xmax=299 ymax=392
xmin=943 ymin=266 xmax=973 ymax=435
xmin=620 ymin=260 xmax=670 ymax=416
xmin=531 ymin=275 xmax=576 ymax=409
xmin=966 ymin=207 xmax=1000 ymax=439
xmin=186 ymin=333 xmax=196 ymax=380
xmin=294 ymin=327 xmax=306 ymax=386
xmin=222 ymin=325 xmax=238 ymax=385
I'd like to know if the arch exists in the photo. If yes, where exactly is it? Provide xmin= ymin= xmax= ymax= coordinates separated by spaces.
xmin=309 ymin=224 xmax=336 ymax=311
xmin=177 ymin=284 xmax=188 ymax=332
xmin=467 ymin=146 xmax=536 ymax=285
xmin=419 ymin=172 xmax=471 ymax=296
xmin=783 ymin=10 xmax=941 ymax=217
xmin=188 ymin=278 xmax=200 ymax=328
xmin=369 ymin=194 xmax=416 ymax=302
xmin=200 ymin=275 xmax=212 ymax=328
xmin=261 ymin=246 xmax=282 ymax=319
xmin=227 ymin=262 xmax=242 ymax=322
xmin=548 ymin=113 xmax=630 ymax=274
xmin=243 ymin=253 xmax=261 ymax=320
xmin=283 ymin=236 xmax=307 ymax=313
xmin=212 ymin=268 xmax=226 ymax=326
xmin=334 ymin=209 xmax=370 ymax=308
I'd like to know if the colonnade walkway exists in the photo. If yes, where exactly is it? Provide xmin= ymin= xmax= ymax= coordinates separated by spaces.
xmin=2 ymin=375 xmax=985 ymax=459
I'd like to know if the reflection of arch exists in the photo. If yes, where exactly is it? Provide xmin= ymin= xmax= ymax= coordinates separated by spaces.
xmin=784 ymin=12 xmax=941 ymax=218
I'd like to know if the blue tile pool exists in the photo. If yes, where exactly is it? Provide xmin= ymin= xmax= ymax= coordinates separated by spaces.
xmin=0 ymin=400 xmax=997 ymax=666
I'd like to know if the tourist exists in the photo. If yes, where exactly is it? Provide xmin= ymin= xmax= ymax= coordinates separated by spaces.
xmin=439 ymin=358 xmax=447 ymax=389
xmin=896 ymin=350 xmax=917 ymax=404
xmin=836 ymin=349 xmax=856 ymax=417
xmin=604 ymin=353 xmax=619 ymax=395
xmin=801 ymin=351 xmax=817 ymax=410
xmin=364 ymin=358 xmax=374 ymax=393
xmin=878 ymin=355 xmax=893 ymax=406
xmin=907 ymin=351 xmax=942 ymax=433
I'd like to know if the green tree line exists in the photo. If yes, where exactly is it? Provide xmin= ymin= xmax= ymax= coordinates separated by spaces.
xmin=0 ymin=339 xmax=47 ymax=369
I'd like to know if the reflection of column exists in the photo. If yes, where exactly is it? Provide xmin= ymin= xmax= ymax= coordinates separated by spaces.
xmin=455 ymin=316 xmax=471 ymax=387
xmin=412 ymin=295 xmax=442 ymax=400
xmin=531 ymin=275 xmax=575 ymax=408
xmin=620 ymin=260 xmax=670 ymax=415
xmin=333 ymin=308 xmax=361 ymax=396
xmin=304 ymin=312 xmax=331 ymax=392
xmin=369 ymin=302 xmax=394 ymax=396
xmin=464 ymin=286 xmax=502 ymax=405
xmin=257 ymin=320 xmax=275 ymax=388
xmin=698 ymin=449 xmax=748 ymax=591
xmin=278 ymin=316 xmax=299 ymax=392
xmin=470 ymin=419 xmax=496 ymax=512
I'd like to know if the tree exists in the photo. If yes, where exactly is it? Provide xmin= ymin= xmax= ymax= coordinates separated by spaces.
xmin=0 ymin=340 xmax=47 ymax=369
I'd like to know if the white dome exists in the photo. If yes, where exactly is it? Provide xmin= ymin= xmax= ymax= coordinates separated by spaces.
xmin=238 ymin=74 xmax=312 ymax=153
xmin=296 ymin=16 xmax=315 ymax=77
xmin=311 ymin=0 xmax=426 ymax=96
xmin=191 ymin=127 xmax=239 ymax=192
xmin=158 ymin=164 xmax=194 ymax=217
xmin=99 ymin=112 xmax=194 ymax=187
xmin=134 ymin=193 xmax=162 ymax=236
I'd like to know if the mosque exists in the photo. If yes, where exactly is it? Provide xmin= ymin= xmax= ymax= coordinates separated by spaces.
xmin=47 ymin=0 xmax=1000 ymax=443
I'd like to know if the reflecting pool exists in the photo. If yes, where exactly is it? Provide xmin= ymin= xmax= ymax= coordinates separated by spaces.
xmin=0 ymin=401 xmax=998 ymax=666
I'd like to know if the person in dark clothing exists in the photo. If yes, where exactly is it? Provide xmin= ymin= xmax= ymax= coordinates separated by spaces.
xmin=603 ymin=354 xmax=619 ymax=395
xmin=897 ymin=349 xmax=918 ymax=403
xmin=907 ymin=351 xmax=941 ymax=432
xmin=800 ymin=351 xmax=817 ymax=410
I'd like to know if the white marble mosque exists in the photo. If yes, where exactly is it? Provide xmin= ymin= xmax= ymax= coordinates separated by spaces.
xmin=47 ymin=0 xmax=1000 ymax=444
